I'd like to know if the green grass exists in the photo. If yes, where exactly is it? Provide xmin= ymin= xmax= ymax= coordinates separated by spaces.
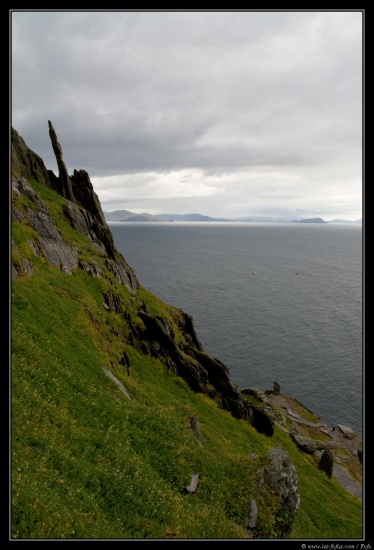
xmin=11 ymin=179 xmax=363 ymax=540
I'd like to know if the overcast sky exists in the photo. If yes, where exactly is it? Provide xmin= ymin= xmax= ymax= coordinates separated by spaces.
xmin=11 ymin=10 xmax=363 ymax=221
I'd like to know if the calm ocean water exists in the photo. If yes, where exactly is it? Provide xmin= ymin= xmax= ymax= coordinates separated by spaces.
xmin=109 ymin=222 xmax=363 ymax=434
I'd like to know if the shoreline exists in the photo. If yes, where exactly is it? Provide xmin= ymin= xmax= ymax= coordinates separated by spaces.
xmin=241 ymin=387 xmax=363 ymax=500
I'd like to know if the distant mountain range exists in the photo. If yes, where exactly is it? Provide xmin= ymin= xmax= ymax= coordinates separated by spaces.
xmin=103 ymin=210 xmax=227 ymax=222
xmin=103 ymin=210 xmax=362 ymax=224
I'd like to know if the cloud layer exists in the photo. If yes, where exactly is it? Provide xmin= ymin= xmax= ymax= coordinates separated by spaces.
xmin=11 ymin=10 xmax=363 ymax=220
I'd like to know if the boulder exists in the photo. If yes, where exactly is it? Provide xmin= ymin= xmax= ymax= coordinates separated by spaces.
xmin=189 ymin=416 xmax=203 ymax=444
xmin=337 ymin=424 xmax=355 ymax=440
xmin=183 ymin=473 xmax=200 ymax=494
xmin=241 ymin=387 xmax=268 ymax=402
xmin=255 ymin=447 xmax=300 ymax=538
xmin=290 ymin=429 xmax=331 ymax=454
xmin=245 ymin=499 xmax=258 ymax=534
xmin=251 ymin=404 xmax=274 ymax=436
xmin=319 ymin=448 xmax=334 ymax=478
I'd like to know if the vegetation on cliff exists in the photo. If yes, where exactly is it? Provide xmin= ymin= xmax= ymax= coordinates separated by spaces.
xmin=11 ymin=126 xmax=363 ymax=540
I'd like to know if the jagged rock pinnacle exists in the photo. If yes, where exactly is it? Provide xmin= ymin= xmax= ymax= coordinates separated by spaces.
xmin=48 ymin=120 xmax=74 ymax=201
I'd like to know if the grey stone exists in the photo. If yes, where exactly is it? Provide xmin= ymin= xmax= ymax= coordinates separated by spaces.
xmin=102 ymin=367 xmax=131 ymax=400
xmin=256 ymin=447 xmax=300 ymax=538
xmin=337 ymin=424 xmax=355 ymax=440
xmin=290 ymin=429 xmax=331 ymax=454
xmin=183 ymin=473 xmax=200 ymax=494
xmin=245 ymin=499 xmax=258 ymax=531
xmin=189 ymin=416 xmax=203 ymax=443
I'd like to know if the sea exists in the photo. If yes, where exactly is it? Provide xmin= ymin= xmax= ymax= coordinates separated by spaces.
xmin=108 ymin=221 xmax=363 ymax=435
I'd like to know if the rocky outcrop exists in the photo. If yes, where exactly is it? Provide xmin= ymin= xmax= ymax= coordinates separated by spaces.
xmin=48 ymin=120 xmax=74 ymax=201
xmin=70 ymin=169 xmax=107 ymax=229
xmin=11 ymin=175 xmax=137 ymax=292
xmin=252 ymin=390 xmax=363 ymax=500
xmin=102 ymin=291 xmax=123 ymax=313
xmin=47 ymin=119 xmax=118 ymax=262
xmin=12 ymin=178 xmax=79 ymax=276
xmin=137 ymin=309 xmax=256 ymax=424
xmin=289 ymin=429 xmax=332 ymax=454
xmin=254 ymin=447 xmax=300 ymax=538
xmin=63 ymin=201 xmax=111 ymax=256
xmin=250 ymin=405 xmax=274 ymax=436
xmin=240 ymin=387 xmax=275 ymax=435
xmin=336 ymin=424 xmax=355 ymax=440
xmin=11 ymin=124 xmax=138 ymax=293
xmin=11 ymin=127 xmax=53 ymax=190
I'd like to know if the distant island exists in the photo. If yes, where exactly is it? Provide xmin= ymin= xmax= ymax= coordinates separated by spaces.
xmin=104 ymin=210 xmax=362 ymax=224
xmin=291 ymin=217 xmax=327 ymax=224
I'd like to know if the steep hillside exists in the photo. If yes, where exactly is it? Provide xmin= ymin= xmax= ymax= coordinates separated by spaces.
xmin=11 ymin=123 xmax=363 ymax=540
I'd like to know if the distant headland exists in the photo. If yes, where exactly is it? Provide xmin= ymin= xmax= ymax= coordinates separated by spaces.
xmin=104 ymin=210 xmax=362 ymax=224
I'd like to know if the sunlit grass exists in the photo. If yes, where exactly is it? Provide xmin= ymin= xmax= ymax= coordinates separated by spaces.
xmin=11 ymin=179 xmax=363 ymax=540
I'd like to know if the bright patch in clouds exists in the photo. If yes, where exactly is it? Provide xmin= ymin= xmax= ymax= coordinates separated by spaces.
xmin=93 ymin=169 xmax=221 ymax=203
xmin=94 ymin=168 xmax=322 ymax=217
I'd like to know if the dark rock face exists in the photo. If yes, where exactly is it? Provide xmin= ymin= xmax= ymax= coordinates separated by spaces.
xmin=78 ymin=259 xmax=103 ymax=278
xmin=48 ymin=121 xmax=127 ymax=265
xmin=250 ymin=404 xmax=274 ymax=436
xmin=11 ymin=127 xmax=52 ymax=190
xmin=137 ymin=309 xmax=254 ymax=424
xmin=47 ymin=121 xmax=118 ymax=263
xmin=106 ymin=258 xmax=138 ymax=291
xmin=70 ymin=169 xmax=107 ymax=228
xmin=319 ymin=448 xmax=334 ymax=478
xmin=63 ymin=200 xmax=116 ymax=260
xmin=138 ymin=309 xmax=209 ymax=394
xmin=178 ymin=310 xmax=203 ymax=350
xmin=240 ymin=387 xmax=274 ymax=436
xmin=102 ymin=291 xmax=123 ymax=313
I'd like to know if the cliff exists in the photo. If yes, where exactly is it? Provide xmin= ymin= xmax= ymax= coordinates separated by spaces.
xmin=11 ymin=124 xmax=272 ymax=434
xmin=11 ymin=123 xmax=363 ymax=540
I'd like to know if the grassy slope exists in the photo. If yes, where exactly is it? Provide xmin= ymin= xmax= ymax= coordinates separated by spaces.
xmin=11 ymin=180 xmax=363 ymax=540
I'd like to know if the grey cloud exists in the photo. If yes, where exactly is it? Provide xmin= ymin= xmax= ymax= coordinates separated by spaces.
xmin=11 ymin=10 xmax=362 ymax=220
